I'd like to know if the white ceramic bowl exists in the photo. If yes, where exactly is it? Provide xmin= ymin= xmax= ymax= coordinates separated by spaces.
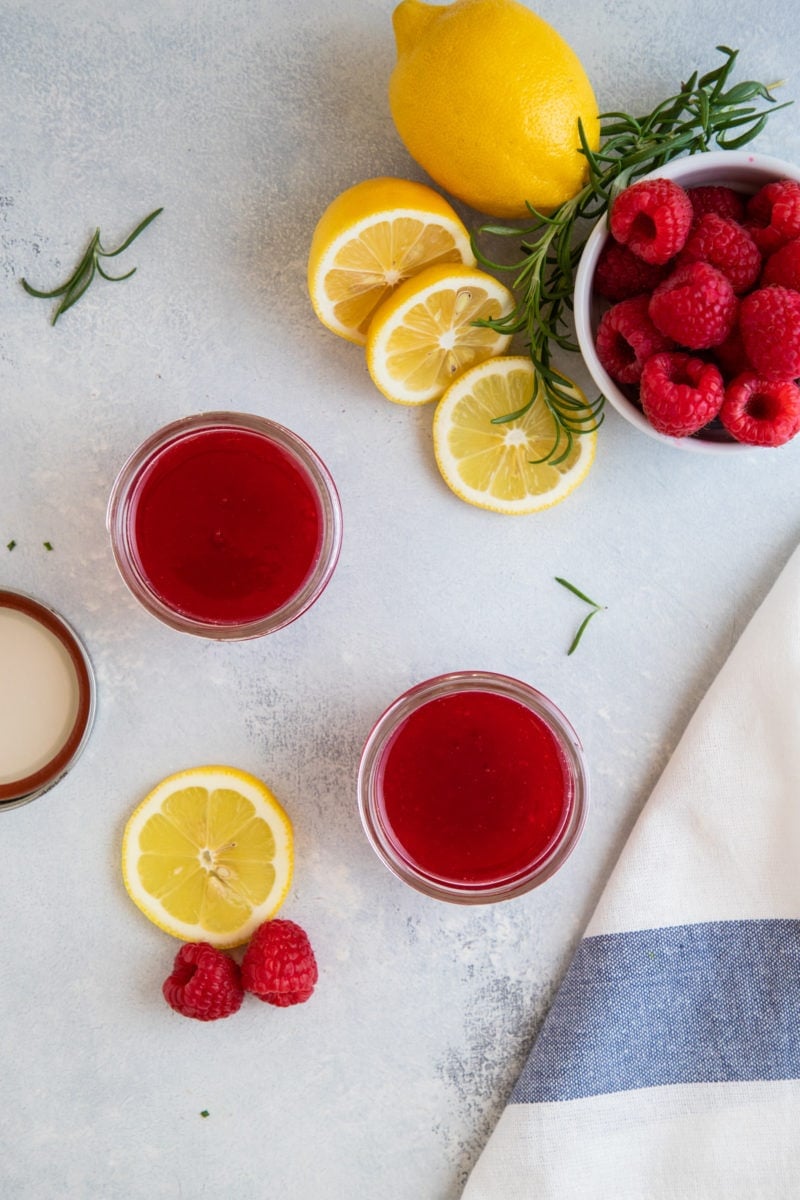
xmin=573 ymin=150 xmax=800 ymax=453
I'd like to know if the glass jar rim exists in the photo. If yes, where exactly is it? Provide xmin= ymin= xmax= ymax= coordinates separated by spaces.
xmin=106 ymin=411 xmax=343 ymax=640
xmin=357 ymin=670 xmax=589 ymax=904
xmin=0 ymin=590 xmax=96 ymax=811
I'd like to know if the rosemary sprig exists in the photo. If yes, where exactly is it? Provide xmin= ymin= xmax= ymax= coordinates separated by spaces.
xmin=473 ymin=47 xmax=790 ymax=465
xmin=21 ymin=207 xmax=163 ymax=325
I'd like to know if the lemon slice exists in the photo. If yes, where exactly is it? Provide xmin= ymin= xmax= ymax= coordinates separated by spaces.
xmin=433 ymin=356 xmax=597 ymax=514
xmin=121 ymin=765 xmax=293 ymax=948
xmin=365 ymin=263 xmax=514 ymax=405
xmin=307 ymin=176 xmax=475 ymax=345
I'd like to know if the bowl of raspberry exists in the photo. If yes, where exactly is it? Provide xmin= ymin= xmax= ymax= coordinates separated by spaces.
xmin=574 ymin=150 xmax=800 ymax=452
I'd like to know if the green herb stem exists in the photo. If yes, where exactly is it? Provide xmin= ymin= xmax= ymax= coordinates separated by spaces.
xmin=22 ymin=207 xmax=163 ymax=324
xmin=473 ymin=47 xmax=790 ymax=464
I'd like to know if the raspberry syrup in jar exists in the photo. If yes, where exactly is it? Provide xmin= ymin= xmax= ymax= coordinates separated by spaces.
xmin=107 ymin=413 xmax=342 ymax=639
xmin=357 ymin=672 xmax=588 ymax=903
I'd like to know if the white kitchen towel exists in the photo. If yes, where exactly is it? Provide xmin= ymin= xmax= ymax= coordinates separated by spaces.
xmin=463 ymin=542 xmax=800 ymax=1200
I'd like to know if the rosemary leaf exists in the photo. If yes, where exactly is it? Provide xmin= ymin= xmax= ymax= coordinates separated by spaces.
xmin=53 ymin=258 xmax=96 ymax=325
xmin=21 ymin=278 xmax=72 ymax=300
xmin=98 ymin=206 xmax=164 ymax=257
xmin=96 ymin=261 xmax=137 ymax=283
xmin=555 ymin=576 xmax=602 ymax=608
xmin=568 ymin=608 xmax=600 ymax=656
xmin=717 ymin=116 xmax=770 ymax=149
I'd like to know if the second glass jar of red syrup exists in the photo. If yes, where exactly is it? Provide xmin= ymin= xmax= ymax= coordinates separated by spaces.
xmin=358 ymin=672 xmax=588 ymax=903
xmin=107 ymin=413 xmax=343 ymax=639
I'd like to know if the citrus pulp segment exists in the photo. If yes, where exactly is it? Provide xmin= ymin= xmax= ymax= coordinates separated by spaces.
xmin=432 ymin=357 xmax=596 ymax=514
xmin=121 ymin=765 xmax=293 ymax=948
xmin=307 ymin=176 xmax=475 ymax=345
xmin=365 ymin=263 xmax=514 ymax=404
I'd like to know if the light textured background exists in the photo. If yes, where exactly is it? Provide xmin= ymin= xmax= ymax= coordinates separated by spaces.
xmin=1 ymin=2 xmax=799 ymax=1198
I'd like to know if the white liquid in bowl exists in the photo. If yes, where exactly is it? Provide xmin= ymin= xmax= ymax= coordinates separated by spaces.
xmin=0 ymin=607 xmax=81 ymax=784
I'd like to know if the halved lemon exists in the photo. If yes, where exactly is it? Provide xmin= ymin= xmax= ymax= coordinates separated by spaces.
xmin=307 ymin=176 xmax=475 ymax=345
xmin=121 ymin=765 xmax=293 ymax=948
xmin=365 ymin=263 xmax=514 ymax=405
xmin=432 ymin=356 xmax=597 ymax=514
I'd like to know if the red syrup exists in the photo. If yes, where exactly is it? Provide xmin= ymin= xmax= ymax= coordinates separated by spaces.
xmin=378 ymin=689 xmax=572 ymax=886
xmin=128 ymin=426 xmax=324 ymax=626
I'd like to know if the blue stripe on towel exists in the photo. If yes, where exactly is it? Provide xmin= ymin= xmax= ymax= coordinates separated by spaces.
xmin=512 ymin=919 xmax=800 ymax=1103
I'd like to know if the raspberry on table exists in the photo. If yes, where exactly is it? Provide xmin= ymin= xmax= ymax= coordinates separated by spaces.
xmin=720 ymin=372 xmax=800 ymax=446
xmin=609 ymin=177 xmax=693 ymax=265
xmin=594 ymin=294 xmax=673 ymax=384
xmin=163 ymin=942 xmax=244 ymax=1022
xmin=688 ymin=185 xmax=746 ymax=225
xmin=640 ymin=352 xmax=725 ymax=437
xmin=677 ymin=213 xmax=761 ymax=294
xmin=761 ymin=237 xmax=800 ymax=290
xmin=241 ymin=919 xmax=318 ymax=1007
xmin=745 ymin=179 xmax=800 ymax=254
xmin=648 ymin=261 xmax=737 ymax=349
xmin=593 ymin=240 xmax=667 ymax=301
xmin=739 ymin=286 xmax=800 ymax=380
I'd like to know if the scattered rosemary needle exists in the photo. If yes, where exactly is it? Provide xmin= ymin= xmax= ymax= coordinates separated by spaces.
xmin=554 ymin=576 xmax=602 ymax=609
xmin=21 ymin=207 xmax=163 ymax=325
xmin=556 ymin=576 xmax=605 ymax=655
xmin=6 ymin=539 xmax=16 ymax=551
xmin=473 ymin=46 xmax=791 ymax=464
xmin=567 ymin=608 xmax=601 ymax=656
xmin=43 ymin=541 xmax=53 ymax=551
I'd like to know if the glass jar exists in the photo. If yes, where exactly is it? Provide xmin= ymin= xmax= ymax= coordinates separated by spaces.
xmin=358 ymin=671 xmax=588 ymax=903
xmin=107 ymin=412 xmax=343 ymax=639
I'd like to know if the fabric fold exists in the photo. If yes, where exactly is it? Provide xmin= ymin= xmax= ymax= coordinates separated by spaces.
xmin=463 ymin=543 xmax=800 ymax=1200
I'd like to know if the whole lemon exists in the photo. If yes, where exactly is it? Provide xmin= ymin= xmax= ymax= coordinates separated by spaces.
xmin=389 ymin=0 xmax=600 ymax=219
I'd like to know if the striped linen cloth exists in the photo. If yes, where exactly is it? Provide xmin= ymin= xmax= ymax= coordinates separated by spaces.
xmin=463 ymin=543 xmax=800 ymax=1200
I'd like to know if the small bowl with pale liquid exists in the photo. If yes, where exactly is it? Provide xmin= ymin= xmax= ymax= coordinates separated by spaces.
xmin=0 ymin=591 xmax=96 ymax=810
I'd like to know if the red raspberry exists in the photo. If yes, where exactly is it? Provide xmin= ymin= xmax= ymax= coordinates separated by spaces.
xmin=761 ymin=238 xmax=800 ymax=290
xmin=610 ymin=178 xmax=693 ymax=265
xmin=163 ymin=942 xmax=244 ymax=1021
xmin=739 ymin=286 xmax=800 ymax=380
xmin=593 ymin=240 xmax=667 ymax=301
xmin=649 ymin=262 xmax=737 ymax=349
xmin=640 ymin=352 xmax=725 ymax=437
xmin=677 ymin=214 xmax=761 ymax=294
xmin=688 ymin=185 xmax=746 ymax=225
xmin=745 ymin=179 xmax=800 ymax=254
xmin=720 ymin=372 xmax=800 ymax=446
xmin=241 ymin=919 xmax=318 ymax=1007
xmin=594 ymin=295 xmax=673 ymax=385
xmin=712 ymin=326 xmax=753 ymax=381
